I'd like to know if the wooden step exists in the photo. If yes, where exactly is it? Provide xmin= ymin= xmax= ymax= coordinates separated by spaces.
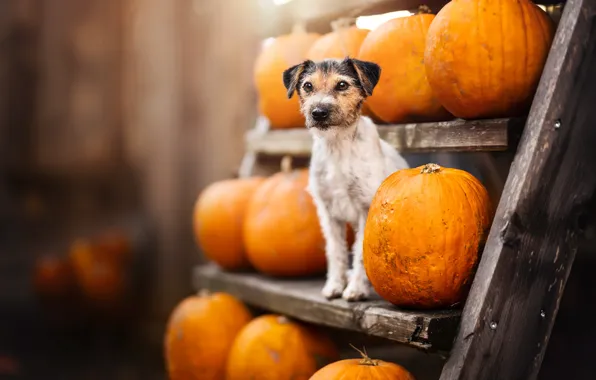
xmin=246 ymin=118 xmax=525 ymax=156
xmin=193 ymin=264 xmax=460 ymax=351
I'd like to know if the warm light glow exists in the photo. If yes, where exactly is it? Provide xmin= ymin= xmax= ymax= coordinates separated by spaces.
xmin=273 ymin=0 xmax=294 ymax=5
xmin=356 ymin=10 xmax=413 ymax=30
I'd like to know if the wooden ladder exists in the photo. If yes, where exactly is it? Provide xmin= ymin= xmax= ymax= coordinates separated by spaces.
xmin=194 ymin=0 xmax=596 ymax=378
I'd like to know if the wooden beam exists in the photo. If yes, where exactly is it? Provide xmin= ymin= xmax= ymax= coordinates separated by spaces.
xmin=194 ymin=264 xmax=460 ymax=351
xmin=246 ymin=118 xmax=524 ymax=155
xmin=441 ymin=0 xmax=596 ymax=378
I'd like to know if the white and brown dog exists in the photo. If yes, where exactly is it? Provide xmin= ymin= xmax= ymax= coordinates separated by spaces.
xmin=283 ymin=58 xmax=409 ymax=301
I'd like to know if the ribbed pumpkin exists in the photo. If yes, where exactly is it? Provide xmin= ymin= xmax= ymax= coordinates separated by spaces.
xmin=254 ymin=25 xmax=320 ymax=129
xmin=165 ymin=292 xmax=252 ymax=380
xmin=194 ymin=177 xmax=265 ymax=270
xmin=364 ymin=164 xmax=492 ymax=308
xmin=358 ymin=7 xmax=450 ymax=123
xmin=424 ymin=0 xmax=555 ymax=119
xmin=310 ymin=348 xmax=415 ymax=380
xmin=226 ymin=315 xmax=338 ymax=380
xmin=244 ymin=157 xmax=326 ymax=276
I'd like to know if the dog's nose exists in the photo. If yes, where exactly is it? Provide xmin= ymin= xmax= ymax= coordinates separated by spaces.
xmin=311 ymin=108 xmax=329 ymax=121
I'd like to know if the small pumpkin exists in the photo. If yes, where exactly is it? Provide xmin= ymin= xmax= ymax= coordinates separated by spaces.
xmin=364 ymin=164 xmax=492 ymax=308
xmin=358 ymin=6 xmax=450 ymax=123
xmin=165 ymin=291 xmax=252 ymax=380
xmin=226 ymin=315 xmax=338 ymax=380
xmin=93 ymin=228 xmax=132 ymax=266
xmin=424 ymin=0 xmax=555 ymax=119
xmin=309 ymin=346 xmax=415 ymax=380
xmin=244 ymin=157 xmax=326 ymax=277
xmin=193 ymin=177 xmax=265 ymax=270
xmin=254 ymin=25 xmax=320 ymax=129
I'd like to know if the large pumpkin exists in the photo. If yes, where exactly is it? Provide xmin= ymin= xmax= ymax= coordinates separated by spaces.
xmin=358 ymin=7 xmax=450 ymax=123
xmin=226 ymin=315 xmax=338 ymax=380
xmin=165 ymin=292 xmax=252 ymax=380
xmin=310 ymin=351 xmax=415 ymax=380
xmin=254 ymin=25 xmax=320 ymax=129
xmin=244 ymin=158 xmax=326 ymax=276
xmin=193 ymin=177 xmax=265 ymax=270
xmin=424 ymin=0 xmax=555 ymax=119
xmin=364 ymin=164 xmax=492 ymax=308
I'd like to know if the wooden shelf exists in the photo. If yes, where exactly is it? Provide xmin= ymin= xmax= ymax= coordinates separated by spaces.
xmin=193 ymin=264 xmax=460 ymax=351
xmin=246 ymin=117 xmax=525 ymax=156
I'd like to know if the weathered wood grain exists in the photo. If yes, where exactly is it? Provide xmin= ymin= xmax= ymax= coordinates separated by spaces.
xmin=441 ymin=0 xmax=596 ymax=379
xmin=246 ymin=118 xmax=524 ymax=155
xmin=193 ymin=264 xmax=460 ymax=351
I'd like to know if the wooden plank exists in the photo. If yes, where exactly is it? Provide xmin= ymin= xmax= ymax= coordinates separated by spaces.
xmin=193 ymin=264 xmax=460 ymax=351
xmin=440 ymin=0 xmax=596 ymax=379
xmin=246 ymin=118 xmax=524 ymax=155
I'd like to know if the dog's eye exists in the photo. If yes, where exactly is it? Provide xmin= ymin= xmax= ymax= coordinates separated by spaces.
xmin=303 ymin=82 xmax=313 ymax=92
xmin=335 ymin=81 xmax=349 ymax=91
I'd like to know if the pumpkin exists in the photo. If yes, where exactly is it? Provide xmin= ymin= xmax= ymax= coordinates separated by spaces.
xmin=358 ymin=6 xmax=450 ymax=123
xmin=165 ymin=291 xmax=252 ymax=380
xmin=254 ymin=25 xmax=320 ymax=129
xmin=309 ymin=347 xmax=415 ymax=380
xmin=244 ymin=157 xmax=326 ymax=277
xmin=424 ymin=0 xmax=555 ymax=119
xmin=93 ymin=229 xmax=132 ymax=266
xmin=226 ymin=315 xmax=338 ymax=380
xmin=363 ymin=163 xmax=492 ymax=308
xmin=193 ymin=177 xmax=265 ymax=270
xmin=33 ymin=254 xmax=75 ymax=299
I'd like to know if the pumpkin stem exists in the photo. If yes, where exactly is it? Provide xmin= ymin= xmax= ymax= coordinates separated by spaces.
xmin=277 ymin=315 xmax=290 ymax=324
xmin=417 ymin=5 xmax=433 ymax=14
xmin=420 ymin=163 xmax=442 ymax=174
xmin=281 ymin=156 xmax=293 ymax=173
xmin=349 ymin=344 xmax=379 ymax=366
xmin=291 ymin=22 xmax=307 ymax=35
xmin=197 ymin=289 xmax=211 ymax=297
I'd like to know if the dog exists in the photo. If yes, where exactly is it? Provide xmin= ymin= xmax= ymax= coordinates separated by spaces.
xmin=282 ymin=57 xmax=409 ymax=301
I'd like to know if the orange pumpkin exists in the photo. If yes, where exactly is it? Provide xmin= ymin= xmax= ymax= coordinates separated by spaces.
xmin=310 ymin=348 xmax=415 ymax=380
xmin=226 ymin=315 xmax=338 ymax=380
xmin=364 ymin=164 xmax=492 ymax=308
xmin=358 ymin=7 xmax=450 ymax=123
xmin=193 ymin=177 xmax=265 ymax=270
xmin=244 ymin=157 xmax=326 ymax=277
xmin=33 ymin=254 xmax=75 ymax=299
xmin=93 ymin=229 xmax=132 ymax=266
xmin=165 ymin=292 xmax=252 ymax=380
xmin=254 ymin=25 xmax=320 ymax=129
xmin=424 ymin=0 xmax=555 ymax=119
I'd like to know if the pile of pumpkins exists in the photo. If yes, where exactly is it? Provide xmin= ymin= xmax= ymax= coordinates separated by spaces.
xmin=165 ymin=291 xmax=416 ymax=380
xmin=254 ymin=0 xmax=555 ymax=129
xmin=32 ymin=228 xmax=134 ymax=325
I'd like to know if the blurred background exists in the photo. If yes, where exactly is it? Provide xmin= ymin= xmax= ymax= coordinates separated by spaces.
xmin=0 ymin=0 xmax=591 ymax=379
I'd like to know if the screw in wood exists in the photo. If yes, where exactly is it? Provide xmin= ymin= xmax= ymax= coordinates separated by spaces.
xmin=489 ymin=321 xmax=498 ymax=330
xmin=554 ymin=119 xmax=561 ymax=129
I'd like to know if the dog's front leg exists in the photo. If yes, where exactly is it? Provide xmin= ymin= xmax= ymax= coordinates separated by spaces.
xmin=317 ymin=208 xmax=348 ymax=299
xmin=343 ymin=215 xmax=371 ymax=301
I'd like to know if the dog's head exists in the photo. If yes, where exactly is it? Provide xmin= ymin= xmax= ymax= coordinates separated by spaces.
xmin=282 ymin=58 xmax=380 ymax=130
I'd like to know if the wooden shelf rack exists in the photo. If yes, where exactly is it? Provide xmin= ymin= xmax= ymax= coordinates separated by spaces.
xmin=194 ymin=264 xmax=460 ymax=351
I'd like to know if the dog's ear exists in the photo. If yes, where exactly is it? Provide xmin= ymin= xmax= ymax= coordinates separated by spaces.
xmin=282 ymin=60 xmax=312 ymax=99
xmin=349 ymin=58 xmax=381 ymax=96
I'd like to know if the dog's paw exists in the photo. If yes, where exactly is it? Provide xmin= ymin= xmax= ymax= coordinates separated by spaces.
xmin=342 ymin=281 xmax=370 ymax=302
xmin=322 ymin=278 xmax=346 ymax=299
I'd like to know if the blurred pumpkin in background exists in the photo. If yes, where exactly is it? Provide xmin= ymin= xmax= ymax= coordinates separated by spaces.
xmin=254 ymin=25 xmax=320 ymax=129
xmin=358 ymin=6 xmax=450 ymax=123
xmin=193 ymin=177 xmax=265 ymax=270
xmin=424 ymin=0 xmax=555 ymax=118
xmin=243 ymin=157 xmax=326 ymax=277
xmin=165 ymin=291 xmax=252 ymax=380
xmin=93 ymin=228 xmax=133 ymax=266
xmin=33 ymin=254 xmax=75 ymax=299
xmin=226 ymin=315 xmax=338 ymax=380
